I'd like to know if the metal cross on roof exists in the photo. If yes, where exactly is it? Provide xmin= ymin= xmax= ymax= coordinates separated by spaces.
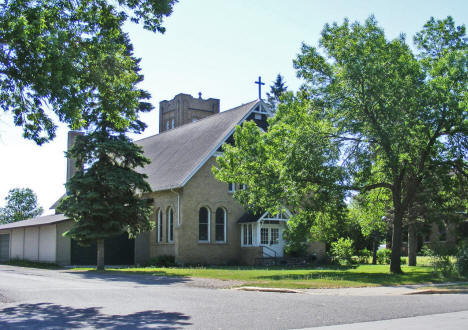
xmin=254 ymin=76 xmax=265 ymax=100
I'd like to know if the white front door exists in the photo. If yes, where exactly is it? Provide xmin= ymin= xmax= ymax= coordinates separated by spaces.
xmin=260 ymin=225 xmax=284 ymax=257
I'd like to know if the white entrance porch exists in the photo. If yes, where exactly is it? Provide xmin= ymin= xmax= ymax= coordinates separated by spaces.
xmin=239 ymin=210 xmax=291 ymax=258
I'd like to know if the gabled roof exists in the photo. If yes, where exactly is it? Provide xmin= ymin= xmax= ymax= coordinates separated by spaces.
xmin=238 ymin=208 xmax=293 ymax=223
xmin=0 ymin=214 xmax=68 ymax=230
xmin=136 ymin=100 xmax=261 ymax=192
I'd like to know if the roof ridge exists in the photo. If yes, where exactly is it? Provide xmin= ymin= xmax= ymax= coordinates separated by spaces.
xmin=134 ymin=99 xmax=259 ymax=143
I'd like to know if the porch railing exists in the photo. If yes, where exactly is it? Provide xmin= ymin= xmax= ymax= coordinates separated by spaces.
xmin=261 ymin=245 xmax=277 ymax=258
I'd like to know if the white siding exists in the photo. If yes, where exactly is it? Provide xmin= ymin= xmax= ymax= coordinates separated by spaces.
xmin=11 ymin=228 xmax=24 ymax=259
xmin=38 ymin=224 xmax=56 ymax=262
xmin=24 ymin=227 xmax=39 ymax=261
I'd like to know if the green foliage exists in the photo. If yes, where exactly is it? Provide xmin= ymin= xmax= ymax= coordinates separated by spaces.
xmin=266 ymin=73 xmax=288 ymax=110
xmin=294 ymin=16 xmax=466 ymax=273
xmin=145 ymin=255 xmax=175 ymax=267
xmin=0 ymin=188 xmax=43 ymax=224
xmin=58 ymin=129 xmax=154 ymax=245
xmin=422 ymin=243 xmax=455 ymax=277
xmin=0 ymin=0 xmax=176 ymax=144
xmin=455 ymin=240 xmax=468 ymax=276
xmin=400 ymin=257 xmax=407 ymax=265
xmin=348 ymin=189 xmax=390 ymax=239
xmin=376 ymin=249 xmax=392 ymax=265
xmin=355 ymin=248 xmax=371 ymax=264
xmin=330 ymin=238 xmax=355 ymax=266
xmin=214 ymin=96 xmax=348 ymax=247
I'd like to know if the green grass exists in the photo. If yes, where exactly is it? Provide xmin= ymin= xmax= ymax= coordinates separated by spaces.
xmin=72 ymin=264 xmax=467 ymax=289
xmin=2 ymin=259 xmax=62 ymax=269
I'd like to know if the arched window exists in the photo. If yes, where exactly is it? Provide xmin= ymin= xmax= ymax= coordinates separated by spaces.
xmin=215 ymin=208 xmax=226 ymax=243
xmin=199 ymin=207 xmax=210 ymax=242
xmin=157 ymin=208 xmax=163 ymax=243
xmin=167 ymin=208 xmax=174 ymax=243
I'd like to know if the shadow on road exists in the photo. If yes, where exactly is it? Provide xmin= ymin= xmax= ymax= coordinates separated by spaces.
xmin=65 ymin=270 xmax=191 ymax=286
xmin=0 ymin=302 xmax=192 ymax=329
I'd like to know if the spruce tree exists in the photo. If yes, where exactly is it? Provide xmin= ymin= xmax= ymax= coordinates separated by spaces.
xmin=266 ymin=74 xmax=288 ymax=110
xmin=59 ymin=125 xmax=153 ymax=270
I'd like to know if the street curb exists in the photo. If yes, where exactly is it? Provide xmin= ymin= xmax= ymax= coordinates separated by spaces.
xmin=405 ymin=289 xmax=468 ymax=295
xmin=235 ymin=286 xmax=302 ymax=293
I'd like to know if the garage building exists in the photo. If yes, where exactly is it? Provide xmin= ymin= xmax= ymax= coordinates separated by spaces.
xmin=0 ymin=215 xmax=135 ymax=265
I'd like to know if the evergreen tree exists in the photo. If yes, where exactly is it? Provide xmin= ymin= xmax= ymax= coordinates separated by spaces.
xmin=0 ymin=188 xmax=43 ymax=224
xmin=266 ymin=74 xmax=288 ymax=110
xmin=59 ymin=125 xmax=153 ymax=270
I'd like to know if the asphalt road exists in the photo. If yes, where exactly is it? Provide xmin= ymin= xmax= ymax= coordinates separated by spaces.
xmin=1 ymin=265 xmax=468 ymax=329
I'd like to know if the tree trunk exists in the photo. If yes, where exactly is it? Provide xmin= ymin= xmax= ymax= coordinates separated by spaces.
xmin=390 ymin=208 xmax=403 ymax=273
xmin=372 ymin=233 xmax=377 ymax=265
xmin=408 ymin=222 xmax=417 ymax=266
xmin=97 ymin=239 xmax=105 ymax=271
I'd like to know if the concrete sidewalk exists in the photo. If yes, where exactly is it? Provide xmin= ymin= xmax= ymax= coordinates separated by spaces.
xmin=301 ymin=310 xmax=468 ymax=329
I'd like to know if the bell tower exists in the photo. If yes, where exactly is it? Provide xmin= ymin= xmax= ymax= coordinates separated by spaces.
xmin=159 ymin=93 xmax=220 ymax=133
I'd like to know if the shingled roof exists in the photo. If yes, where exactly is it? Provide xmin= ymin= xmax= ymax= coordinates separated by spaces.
xmin=0 ymin=214 xmax=68 ymax=230
xmin=136 ymin=99 xmax=260 ymax=192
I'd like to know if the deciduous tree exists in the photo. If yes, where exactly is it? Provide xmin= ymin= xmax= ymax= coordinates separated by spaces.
xmin=0 ymin=0 xmax=176 ymax=144
xmin=0 ymin=187 xmax=43 ymax=224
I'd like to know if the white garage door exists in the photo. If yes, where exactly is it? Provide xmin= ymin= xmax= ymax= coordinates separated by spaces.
xmin=0 ymin=234 xmax=10 ymax=262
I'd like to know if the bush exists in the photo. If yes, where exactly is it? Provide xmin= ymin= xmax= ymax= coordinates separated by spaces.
xmin=455 ymin=240 xmax=468 ymax=277
xmin=376 ymin=248 xmax=392 ymax=264
xmin=146 ymin=255 xmax=175 ymax=267
xmin=422 ymin=243 xmax=454 ymax=277
xmin=330 ymin=238 xmax=355 ymax=266
xmin=400 ymin=257 xmax=407 ymax=265
xmin=356 ymin=248 xmax=371 ymax=264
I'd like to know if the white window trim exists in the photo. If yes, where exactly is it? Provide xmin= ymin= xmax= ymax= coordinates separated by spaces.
xmin=241 ymin=223 xmax=254 ymax=247
xmin=157 ymin=209 xmax=162 ymax=243
xmin=199 ymin=207 xmax=210 ymax=243
xmin=215 ymin=208 xmax=227 ymax=243
xmin=167 ymin=208 xmax=174 ymax=243
xmin=228 ymin=183 xmax=235 ymax=193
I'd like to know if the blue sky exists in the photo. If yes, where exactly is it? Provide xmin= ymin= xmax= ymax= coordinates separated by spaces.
xmin=0 ymin=0 xmax=467 ymax=212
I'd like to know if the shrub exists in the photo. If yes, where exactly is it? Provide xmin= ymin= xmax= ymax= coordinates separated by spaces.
xmin=400 ymin=257 xmax=407 ymax=265
xmin=455 ymin=240 xmax=468 ymax=277
xmin=356 ymin=248 xmax=371 ymax=264
xmin=376 ymin=248 xmax=392 ymax=264
xmin=146 ymin=255 xmax=175 ymax=267
xmin=423 ymin=243 xmax=454 ymax=277
xmin=330 ymin=238 xmax=355 ymax=266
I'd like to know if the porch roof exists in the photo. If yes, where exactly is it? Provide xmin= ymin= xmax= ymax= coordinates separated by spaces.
xmin=237 ymin=209 xmax=292 ymax=224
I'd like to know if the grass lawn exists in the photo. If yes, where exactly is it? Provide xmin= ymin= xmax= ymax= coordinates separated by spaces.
xmin=72 ymin=264 xmax=467 ymax=289
xmin=2 ymin=259 xmax=62 ymax=269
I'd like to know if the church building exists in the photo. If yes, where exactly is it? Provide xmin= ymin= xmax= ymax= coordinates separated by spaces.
xmin=1 ymin=92 xmax=324 ymax=266
xmin=134 ymin=93 xmax=291 ymax=265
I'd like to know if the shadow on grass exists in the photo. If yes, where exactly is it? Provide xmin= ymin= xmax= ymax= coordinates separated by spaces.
xmin=2 ymin=259 xmax=62 ymax=269
xmin=255 ymin=270 xmax=462 ymax=286
xmin=0 ymin=303 xmax=191 ymax=329
xmin=66 ymin=269 xmax=192 ymax=286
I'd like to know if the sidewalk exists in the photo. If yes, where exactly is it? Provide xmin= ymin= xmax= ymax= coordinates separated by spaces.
xmin=300 ymin=310 xmax=468 ymax=329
